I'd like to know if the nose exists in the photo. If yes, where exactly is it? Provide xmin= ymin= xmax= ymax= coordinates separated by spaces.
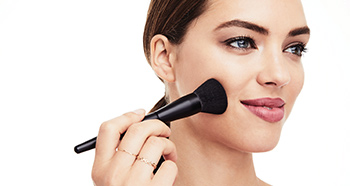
xmin=257 ymin=51 xmax=291 ymax=88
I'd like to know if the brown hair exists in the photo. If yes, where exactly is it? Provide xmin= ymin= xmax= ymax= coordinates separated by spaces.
xmin=143 ymin=0 xmax=208 ymax=112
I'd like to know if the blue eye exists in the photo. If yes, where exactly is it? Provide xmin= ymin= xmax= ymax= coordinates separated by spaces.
xmin=224 ymin=36 xmax=257 ymax=50
xmin=231 ymin=39 xmax=250 ymax=48
xmin=284 ymin=43 xmax=307 ymax=56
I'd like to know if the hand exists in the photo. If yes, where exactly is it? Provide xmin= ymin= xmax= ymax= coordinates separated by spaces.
xmin=92 ymin=109 xmax=178 ymax=186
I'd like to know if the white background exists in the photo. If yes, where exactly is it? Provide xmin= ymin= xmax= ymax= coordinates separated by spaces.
xmin=0 ymin=0 xmax=349 ymax=185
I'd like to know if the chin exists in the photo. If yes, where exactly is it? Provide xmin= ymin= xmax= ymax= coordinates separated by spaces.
xmin=249 ymin=140 xmax=280 ymax=153
xmin=238 ymin=130 xmax=282 ymax=153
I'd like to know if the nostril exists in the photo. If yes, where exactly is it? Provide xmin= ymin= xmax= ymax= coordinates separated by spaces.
xmin=265 ymin=82 xmax=277 ymax=86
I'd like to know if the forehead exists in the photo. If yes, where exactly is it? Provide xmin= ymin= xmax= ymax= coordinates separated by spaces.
xmin=197 ymin=0 xmax=307 ymax=34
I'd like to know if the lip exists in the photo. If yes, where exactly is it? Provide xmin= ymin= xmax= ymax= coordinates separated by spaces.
xmin=240 ymin=98 xmax=285 ymax=123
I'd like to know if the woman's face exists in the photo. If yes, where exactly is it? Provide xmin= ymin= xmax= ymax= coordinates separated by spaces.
xmin=168 ymin=0 xmax=310 ymax=152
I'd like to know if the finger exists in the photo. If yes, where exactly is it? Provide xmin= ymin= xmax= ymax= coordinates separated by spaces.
xmin=152 ymin=160 xmax=178 ymax=186
xmin=115 ymin=119 xmax=171 ymax=163
xmin=94 ymin=109 xmax=145 ymax=162
xmin=130 ymin=136 xmax=177 ymax=180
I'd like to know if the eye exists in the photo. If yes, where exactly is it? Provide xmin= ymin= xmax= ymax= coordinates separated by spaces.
xmin=223 ymin=36 xmax=257 ymax=50
xmin=284 ymin=43 xmax=307 ymax=56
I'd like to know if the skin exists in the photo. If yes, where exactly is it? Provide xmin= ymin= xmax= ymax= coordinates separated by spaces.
xmin=92 ymin=0 xmax=310 ymax=185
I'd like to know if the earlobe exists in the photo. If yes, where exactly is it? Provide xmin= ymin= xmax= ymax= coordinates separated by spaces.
xmin=150 ymin=34 xmax=176 ymax=82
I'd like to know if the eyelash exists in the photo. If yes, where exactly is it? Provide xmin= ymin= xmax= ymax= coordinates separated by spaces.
xmin=223 ymin=36 xmax=257 ymax=51
xmin=283 ymin=42 xmax=307 ymax=57
xmin=222 ymin=36 xmax=307 ymax=57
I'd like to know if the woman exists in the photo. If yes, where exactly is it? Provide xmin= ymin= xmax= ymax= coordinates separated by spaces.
xmin=92 ymin=0 xmax=310 ymax=185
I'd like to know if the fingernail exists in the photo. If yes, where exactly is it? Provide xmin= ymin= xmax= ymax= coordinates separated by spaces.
xmin=132 ymin=109 xmax=145 ymax=115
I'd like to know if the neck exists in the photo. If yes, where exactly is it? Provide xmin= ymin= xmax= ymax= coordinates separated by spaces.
xmin=170 ymin=119 xmax=262 ymax=186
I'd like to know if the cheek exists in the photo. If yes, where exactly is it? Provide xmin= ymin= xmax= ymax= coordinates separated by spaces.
xmin=174 ymin=42 xmax=254 ymax=99
xmin=172 ymin=43 xmax=225 ymax=98
xmin=285 ymin=63 xmax=304 ymax=115
xmin=286 ymin=63 xmax=305 ymax=103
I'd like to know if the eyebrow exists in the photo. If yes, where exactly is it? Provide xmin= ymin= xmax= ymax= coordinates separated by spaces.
xmin=215 ymin=19 xmax=311 ymax=37
xmin=215 ymin=19 xmax=269 ymax=35
xmin=288 ymin=26 xmax=310 ymax=37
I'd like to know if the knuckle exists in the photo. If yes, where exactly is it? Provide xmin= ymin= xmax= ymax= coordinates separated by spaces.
xmin=122 ymin=112 xmax=135 ymax=118
xmin=162 ymin=160 xmax=178 ymax=172
xmin=92 ymin=171 xmax=116 ymax=186
xmin=91 ymin=169 xmax=98 ymax=181
xmin=126 ymin=123 xmax=144 ymax=136
xmin=122 ymin=112 xmax=140 ymax=122
xmin=99 ymin=121 xmax=115 ymax=133
xmin=167 ymin=140 xmax=176 ymax=149
xmin=119 ymin=113 xmax=136 ymax=126
xmin=145 ymin=119 xmax=167 ymax=128
xmin=99 ymin=112 xmax=141 ymax=134
xmin=124 ymin=177 xmax=143 ymax=186
xmin=143 ymin=120 xmax=171 ymax=135
xmin=91 ymin=169 xmax=104 ymax=185
xmin=92 ymin=165 xmax=126 ymax=186
xmin=146 ymin=136 xmax=164 ymax=147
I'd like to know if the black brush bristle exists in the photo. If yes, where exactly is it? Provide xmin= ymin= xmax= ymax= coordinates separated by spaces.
xmin=193 ymin=79 xmax=228 ymax=114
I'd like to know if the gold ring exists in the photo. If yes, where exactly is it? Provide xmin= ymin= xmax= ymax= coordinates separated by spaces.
xmin=137 ymin=156 xmax=157 ymax=169
xmin=117 ymin=148 xmax=138 ymax=157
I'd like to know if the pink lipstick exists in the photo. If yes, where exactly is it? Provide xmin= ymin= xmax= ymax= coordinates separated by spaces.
xmin=241 ymin=98 xmax=285 ymax=123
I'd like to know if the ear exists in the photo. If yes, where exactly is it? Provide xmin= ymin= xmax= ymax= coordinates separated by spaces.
xmin=150 ymin=34 xmax=176 ymax=82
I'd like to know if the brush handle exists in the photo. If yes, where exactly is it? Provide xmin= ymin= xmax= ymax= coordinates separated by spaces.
xmin=74 ymin=113 xmax=160 ymax=154
xmin=74 ymin=94 xmax=201 ymax=154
